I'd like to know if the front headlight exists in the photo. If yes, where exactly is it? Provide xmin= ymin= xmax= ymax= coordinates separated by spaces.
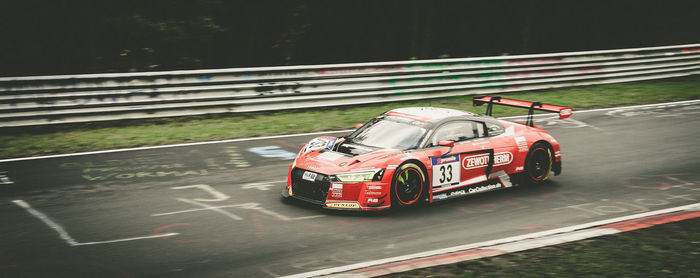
xmin=333 ymin=169 xmax=384 ymax=183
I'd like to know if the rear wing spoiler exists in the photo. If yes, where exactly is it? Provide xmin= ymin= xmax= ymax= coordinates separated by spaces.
xmin=473 ymin=96 xmax=573 ymax=127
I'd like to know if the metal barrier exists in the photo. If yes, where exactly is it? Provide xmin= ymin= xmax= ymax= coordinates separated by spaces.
xmin=1 ymin=43 xmax=699 ymax=127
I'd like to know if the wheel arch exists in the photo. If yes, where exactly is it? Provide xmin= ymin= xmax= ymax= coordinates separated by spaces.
xmin=533 ymin=139 xmax=560 ymax=175
xmin=391 ymin=159 xmax=430 ymax=206
xmin=399 ymin=159 xmax=429 ymax=185
xmin=523 ymin=140 xmax=556 ymax=183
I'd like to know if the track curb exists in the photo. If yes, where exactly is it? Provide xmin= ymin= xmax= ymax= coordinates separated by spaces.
xmin=281 ymin=203 xmax=700 ymax=278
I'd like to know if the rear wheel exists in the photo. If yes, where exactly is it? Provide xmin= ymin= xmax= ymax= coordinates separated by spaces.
xmin=391 ymin=163 xmax=426 ymax=208
xmin=524 ymin=142 xmax=553 ymax=184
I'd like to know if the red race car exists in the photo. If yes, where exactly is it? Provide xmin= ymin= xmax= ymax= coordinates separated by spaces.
xmin=283 ymin=96 xmax=572 ymax=210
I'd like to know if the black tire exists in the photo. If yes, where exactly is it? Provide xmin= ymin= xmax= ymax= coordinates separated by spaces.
xmin=391 ymin=163 xmax=426 ymax=208
xmin=524 ymin=142 xmax=553 ymax=184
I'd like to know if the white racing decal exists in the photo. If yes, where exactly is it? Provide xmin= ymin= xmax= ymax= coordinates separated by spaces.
xmin=306 ymin=137 xmax=337 ymax=151
xmin=515 ymin=136 xmax=528 ymax=152
xmin=468 ymin=182 xmax=502 ymax=194
xmin=326 ymin=202 xmax=360 ymax=209
xmin=434 ymin=180 xmax=504 ymax=200
xmin=302 ymin=171 xmax=317 ymax=181
xmin=462 ymin=152 xmax=513 ymax=170
xmin=331 ymin=183 xmax=343 ymax=198
xmin=560 ymin=108 xmax=573 ymax=117
xmin=490 ymin=170 xmax=513 ymax=188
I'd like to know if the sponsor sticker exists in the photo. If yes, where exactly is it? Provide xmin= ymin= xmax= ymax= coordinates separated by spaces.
xmin=331 ymin=183 xmax=343 ymax=198
xmin=467 ymin=182 xmax=502 ymax=193
xmin=367 ymin=185 xmax=383 ymax=190
xmin=326 ymin=138 xmax=338 ymax=149
xmin=302 ymin=171 xmax=317 ymax=181
xmin=462 ymin=152 xmax=513 ymax=170
xmin=306 ymin=137 xmax=330 ymax=151
xmin=433 ymin=193 xmax=448 ymax=200
xmin=432 ymin=154 xmax=460 ymax=188
xmin=432 ymin=154 xmax=459 ymax=165
xmin=471 ymin=140 xmax=490 ymax=146
xmin=560 ymin=108 xmax=573 ymax=118
xmin=515 ymin=136 xmax=528 ymax=152
xmin=433 ymin=180 xmax=505 ymax=201
xmin=326 ymin=202 xmax=360 ymax=209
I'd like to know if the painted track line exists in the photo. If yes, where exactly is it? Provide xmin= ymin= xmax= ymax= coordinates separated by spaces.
xmin=12 ymin=199 xmax=179 ymax=246
xmin=279 ymin=202 xmax=700 ymax=278
xmin=2 ymin=99 xmax=699 ymax=163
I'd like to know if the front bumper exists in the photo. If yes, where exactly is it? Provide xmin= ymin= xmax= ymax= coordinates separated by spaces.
xmin=283 ymin=167 xmax=391 ymax=211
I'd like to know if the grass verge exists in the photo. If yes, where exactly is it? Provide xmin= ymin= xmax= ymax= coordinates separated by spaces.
xmin=380 ymin=218 xmax=700 ymax=278
xmin=2 ymin=75 xmax=699 ymax=159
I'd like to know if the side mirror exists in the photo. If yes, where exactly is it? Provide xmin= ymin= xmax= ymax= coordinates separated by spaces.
xmin=355 ymin=123 xmax=363 ymax=129
xmin=438 ymin=140 xmax=455 ymax=148
xmin=438 ymin=140 xmax=454 ymax=156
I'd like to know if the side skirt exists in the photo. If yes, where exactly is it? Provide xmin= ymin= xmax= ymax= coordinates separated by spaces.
xmin=432 ymin=171 xmax=515 ymax=202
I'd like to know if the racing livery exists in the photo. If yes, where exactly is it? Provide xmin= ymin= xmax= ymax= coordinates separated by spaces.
xmin=283 ymin=96 xmax=572 ymax=210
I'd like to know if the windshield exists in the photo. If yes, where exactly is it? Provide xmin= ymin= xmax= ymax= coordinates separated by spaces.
xmin=346 ymin=116 xmax=428 ymax=150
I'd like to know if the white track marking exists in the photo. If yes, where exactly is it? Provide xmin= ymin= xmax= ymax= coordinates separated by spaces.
xmin=152 ymin=201 xmax=325 ymax=221
xmin=280 ymin=202 xmax=700 ymax=278
xmin=175 ymin=198 xmax=243 ymax=220
xmin=2 ymin=100 xmax=699 ymax=163
xmin=12 ymin=199 xmax=178 ymax=246
xmin=171 ymin=184 xmax=230 ymax=202
xmin=0 ymin=171 xmax=14 ymax=184
xmin=12 ymin=200 xmax=79 ymax=246
xmin=233 ymin=202 xmax=325 ymax=221
xmin=71 ymin=233 xmax=179 ymax=246
xmin=152 ymin=202 xmax=259 ymax=217
xmin=240 ymin=180 xmax=287 ymax=191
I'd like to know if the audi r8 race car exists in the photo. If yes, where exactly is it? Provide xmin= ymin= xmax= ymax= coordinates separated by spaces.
xmin=282 ymin=96 xmax=573 ymax=210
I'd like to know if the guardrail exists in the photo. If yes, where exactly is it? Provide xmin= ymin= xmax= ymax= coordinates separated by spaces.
xmin=1 ymin=43 xmax=699 ymax=127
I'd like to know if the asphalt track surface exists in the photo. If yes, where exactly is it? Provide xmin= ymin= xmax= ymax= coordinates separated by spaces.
xmin=1 ymin=100 xmax=700 ymax=277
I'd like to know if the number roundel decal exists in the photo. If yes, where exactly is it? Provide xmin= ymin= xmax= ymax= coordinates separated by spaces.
xmin=431 ymin=154 xmax=460 ymax=187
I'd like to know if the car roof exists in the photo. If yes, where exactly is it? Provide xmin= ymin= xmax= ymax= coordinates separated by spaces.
xmin=385 ymin=107 xmax=475 ymax=122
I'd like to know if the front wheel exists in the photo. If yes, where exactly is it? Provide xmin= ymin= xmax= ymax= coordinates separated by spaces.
xmin=524 ymin=143 xmax=553 ymax=184
xmin=391 ymin=163 xmax=426 ymax=208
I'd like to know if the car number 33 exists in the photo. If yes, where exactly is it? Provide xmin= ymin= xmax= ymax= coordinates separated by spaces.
xmin=432 ymin=160 xmax=460 ymax=187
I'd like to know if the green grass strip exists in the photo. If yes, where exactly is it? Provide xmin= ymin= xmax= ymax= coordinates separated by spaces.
xmin=2 ymin=76 xmax=699 ymax=159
